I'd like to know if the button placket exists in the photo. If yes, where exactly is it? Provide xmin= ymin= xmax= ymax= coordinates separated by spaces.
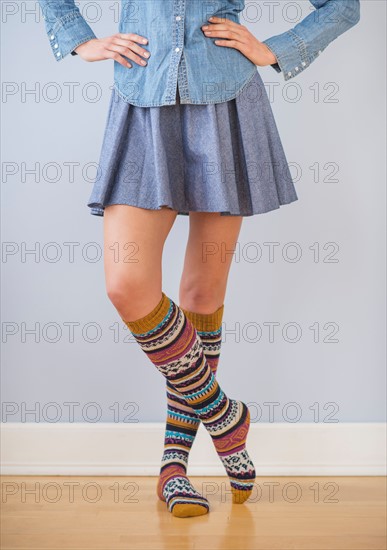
xmin=48 ymin=31 xmax=61 ymax=58
xmin=165 ymin=0 xmax=185 ymax=102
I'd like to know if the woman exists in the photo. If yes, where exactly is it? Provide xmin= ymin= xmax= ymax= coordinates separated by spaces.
xmin=38 ymin=0 xmax=360 ymax=518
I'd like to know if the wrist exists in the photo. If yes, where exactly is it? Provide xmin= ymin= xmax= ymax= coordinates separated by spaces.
xmin=73 ymin=38 xmax=94 ymax=55
xmin=261 ymin=43 xmax=277 ymax=66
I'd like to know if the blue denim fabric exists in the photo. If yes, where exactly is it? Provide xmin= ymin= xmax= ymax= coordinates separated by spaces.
xmin=38 ymin=0 xmax=360 ymax=106
xmin=262 ymin=0 xmax=360 ymax=81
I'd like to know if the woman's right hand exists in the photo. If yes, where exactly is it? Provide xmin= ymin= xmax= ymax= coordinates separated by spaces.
xmin=74 ymin=33 xmax=150 ymax=68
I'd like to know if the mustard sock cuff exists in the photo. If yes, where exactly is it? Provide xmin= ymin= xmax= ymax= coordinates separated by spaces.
xmin=181 ymin=304 xmax=224 ymax=332
xmin=123 ymin=292 xmax=171 ymax=334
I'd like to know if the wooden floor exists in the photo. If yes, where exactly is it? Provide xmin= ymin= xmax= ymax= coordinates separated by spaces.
xmin=1 ymin=476 xmax=386 ymax=549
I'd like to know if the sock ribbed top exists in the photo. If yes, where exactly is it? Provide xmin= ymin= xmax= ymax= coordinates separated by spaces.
xmin=181 ymin=304 xmax=224 ymax=332
xmin=123 ymin=292 xmax=170 ymax=334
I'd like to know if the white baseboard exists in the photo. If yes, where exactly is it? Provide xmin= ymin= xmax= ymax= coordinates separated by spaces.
xmin=1 ymin=422 xmax=385 ymax=476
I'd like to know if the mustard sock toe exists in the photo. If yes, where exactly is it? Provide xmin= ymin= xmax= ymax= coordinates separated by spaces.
xmin=231 ymin=487 xmax=253 ymax=504
xmin=172 ymin=502 xmax=209 ymax=518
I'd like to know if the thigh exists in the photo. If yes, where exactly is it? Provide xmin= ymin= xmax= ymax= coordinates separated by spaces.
xmin=179 ymin=212 xmax=243 ymax=311
xmin=103 ymin=204 xmax=178 ymax=320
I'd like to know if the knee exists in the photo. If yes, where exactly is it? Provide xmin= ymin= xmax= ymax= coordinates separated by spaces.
xmin=180 ymin=279 xmax=225 ymax=313
xmin=106 ymin=266 xmax=165 ymax=321
xmin=106 ymin=277 xmax=137 ymax=310
xmin=106 ymin=274 xmax=155 ymax=316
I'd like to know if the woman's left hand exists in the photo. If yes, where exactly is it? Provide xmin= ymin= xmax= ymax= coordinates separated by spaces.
xmin=201 ymin=16 xmax=277 ymax=67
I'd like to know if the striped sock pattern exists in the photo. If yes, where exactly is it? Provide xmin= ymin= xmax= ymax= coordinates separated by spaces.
xmin=156 ymin=304 xmax=224 ymax=514
xmin=123 ymin=292 xmax=256 ymax=512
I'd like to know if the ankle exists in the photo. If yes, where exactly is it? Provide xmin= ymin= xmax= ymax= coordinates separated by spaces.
xmin=157 ymin=463 xmax=187 ymax=500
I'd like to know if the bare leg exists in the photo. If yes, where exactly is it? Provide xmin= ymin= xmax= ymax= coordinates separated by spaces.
xmin=179 ymin=212 xmax=243 ymax=310
xmin=103 ymin=204 xmax=178 ymax=320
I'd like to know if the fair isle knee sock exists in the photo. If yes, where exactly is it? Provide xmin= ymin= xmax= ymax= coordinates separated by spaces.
xmin=156 ymin=305 xmax=224 ymax=511
xmin=122 ymin=293 xmax=255 ymax=516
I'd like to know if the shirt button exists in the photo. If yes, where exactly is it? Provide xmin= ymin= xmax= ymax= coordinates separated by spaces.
xmin=56 ymin=52 xmax=61 ymax=57
xmin=175 ymin=47 xmax=180 ymax=52
xmin=295 ymin=67 xmax=299 ymax=71
xmin=318 ymin=50 xmax=322 ymax=54
xmin=287 ymin=72 xmax=292 ymax=77
xmin=176 ymin=16 xmax=181 ymax=21
xmin=301 ymin=61 xmax=306 ymax=66
xmin=54 ymin=44 xmax=58 ymax=49
xmin=50 ymin=34 xmax=55 ymax=40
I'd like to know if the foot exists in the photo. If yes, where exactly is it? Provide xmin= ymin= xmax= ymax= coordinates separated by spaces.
xmin=156 ymin=466 xmax=209 ymax=517
xmin=206 ymin=400 xmax=256 ymax=504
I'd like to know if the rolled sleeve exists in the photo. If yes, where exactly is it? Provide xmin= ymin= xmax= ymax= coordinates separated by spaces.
xmin=41 ymin=10 xmax=96 ymax=61
xmin=262 ymin=0 xmax=360 ymax=81
xmin=262 ymin=31 xmax=315 ymax=81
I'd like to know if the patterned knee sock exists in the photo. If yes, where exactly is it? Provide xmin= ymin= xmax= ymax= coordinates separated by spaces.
xmin=155 ymin=304 xmax=224 ymax=514
xmin=122 ymin=292 xmax=255 ymax=516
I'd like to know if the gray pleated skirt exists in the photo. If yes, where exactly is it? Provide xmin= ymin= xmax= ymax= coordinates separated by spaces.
xmin=87 ymin=69 xmax=298 ymax=217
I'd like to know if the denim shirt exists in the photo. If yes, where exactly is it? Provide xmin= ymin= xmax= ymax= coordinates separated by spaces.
xmin=38 ymin=0 xmax=360 ymax=107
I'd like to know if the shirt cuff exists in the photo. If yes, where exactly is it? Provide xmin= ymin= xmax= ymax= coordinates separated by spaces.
xmin=44 ymin=11 xmax=96 ymax=61
xmin=262 ymin=30 xmax=316 ymax=81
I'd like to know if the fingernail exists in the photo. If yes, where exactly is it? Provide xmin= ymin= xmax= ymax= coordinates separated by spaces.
xmin=208 ymin=16 xmax=214 ymax=20
xmin=142 ymin=38 xmax=148 ymax=44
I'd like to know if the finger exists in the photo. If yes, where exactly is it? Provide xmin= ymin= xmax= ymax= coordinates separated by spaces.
xmin=206 ymin=16 xmax=240 ymax=29
xmin=105 ymin=43 xmax=148 ymax=66
xmin=116 ymin=32 xmax=148 ymax=45
xmin=203 ymin=28 xmax=242 ymax=41
xmin=103 ymin=49 xmax=132 ymax=68
xmin=202 ymin=22 xmax=246 ymax=41
xmin=111 ymin=37 xmax=150 ymax=61
xmin=213 ymin=39 xmax=246 ymax=54
xmin=213 ymin=39 xmax=238 ymax=47
xmin=203 ymin=24 xmax=237 ymax=32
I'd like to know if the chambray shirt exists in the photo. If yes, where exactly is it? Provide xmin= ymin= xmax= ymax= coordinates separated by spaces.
xmin=38 ymin=0 xmax=360 ymax=107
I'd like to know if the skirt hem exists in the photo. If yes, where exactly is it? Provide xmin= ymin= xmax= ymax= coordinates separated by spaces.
xmin=87 ymin=195 xmax=298 ymax=218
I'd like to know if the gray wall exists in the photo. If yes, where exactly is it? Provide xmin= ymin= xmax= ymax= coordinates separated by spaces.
xmin=2 ymin=1 xmax=385 ymax=423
